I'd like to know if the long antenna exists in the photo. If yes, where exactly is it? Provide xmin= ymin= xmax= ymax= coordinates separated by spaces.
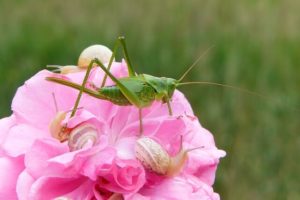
xmin=178 ymin=81 xmax=300 ymax=112
xmin=178 ymin=45 xmax=215 ymax=82
xmin=178 ymin=81 xmax=266 ymax=98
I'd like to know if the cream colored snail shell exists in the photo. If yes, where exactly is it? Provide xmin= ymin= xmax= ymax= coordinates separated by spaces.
xmin=68 ymin=123 xmax=98 ymax=151
xmin=135 ymin=137 xmax=191 ymax=177
xmin=78 ymin=44 xmax=113 ymax=68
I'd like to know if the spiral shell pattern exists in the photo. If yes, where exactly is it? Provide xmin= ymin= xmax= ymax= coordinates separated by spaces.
xmin=68 ymin=124 xmax=98 ymax=151
xmin=135 ymin=137 xmax=170 ymax=175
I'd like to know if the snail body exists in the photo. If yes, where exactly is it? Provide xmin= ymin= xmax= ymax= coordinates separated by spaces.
xmin=49 ymin=111 xmax=69 ymax=142
xmin=47 ymin=44 xmax=113 ymax=74
xmin=58 ymin=65 xmax=83 ymax=74
xmin=49 ymin=112 xmax=99 ymax=151
xmin=135 ymin=137 xmax=194 ymax=177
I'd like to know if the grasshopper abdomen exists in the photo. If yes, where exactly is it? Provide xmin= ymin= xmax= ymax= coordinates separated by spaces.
xmin=98 ymin=82 xmax=156 ymax=107
xmin=99 ymin=86 xmax=131 ymax=106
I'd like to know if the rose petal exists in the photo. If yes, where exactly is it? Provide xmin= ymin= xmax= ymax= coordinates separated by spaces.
xmin=0 ymin=156 xmax=24 ymax=199
xmin=2 ymin=124 xmax=45 ymax=157
xmin=25 ymin=138 xmax=69 ymax=178
xmin=137 ymin=175 xmax=220 ymax=200
xmin=29 ymin=176 xmax=92 ymax=200
xmin=16 ymin=170 xmax=35 ymax=200
xmin=0 ymin=115 xmax=16 ymax=155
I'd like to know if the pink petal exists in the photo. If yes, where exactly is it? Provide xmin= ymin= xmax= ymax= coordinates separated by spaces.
xmin=25 ymin=138 xmax=69 ymax=178
xmin=183 ymin=118 xmax=226 ymax=185
xmin=0 ymin=115 xmax=16 ymax=155
xmin=143 ymin=91 xmax=194 ymax=119
xmin=138 ymin=175 xmax=220 ymax=200
xmin=114 ymin=137 xmax=136 ymax=160
xmin=63 ymin=109 xmax=105 ymax=132
xmin=81 ymin=147 xmax=116 ymax=180
xmin=97 ymin=158 xmax=146 ymax=194
xmin=12 ymin=70 xmax=78 ymax=132
xmin=2 ymin=124 xmax=45 ymax=157
xmin=28 ymin=176 xmax=92 ymax=200
xmin=0 ymin=156 xmax=24 ymax=199
xmin=16 ymin=170 xmax=35 ymax=200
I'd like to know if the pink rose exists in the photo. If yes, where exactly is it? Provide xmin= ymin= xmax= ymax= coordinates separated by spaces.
xmin=0 ymin=60 xmax=225 ymax=199
xmin=125 ymin=174 xmax=220 ymax=200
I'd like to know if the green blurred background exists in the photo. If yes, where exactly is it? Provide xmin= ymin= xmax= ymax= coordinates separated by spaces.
xmin=0 ymin=0 xmax=299 ymax=199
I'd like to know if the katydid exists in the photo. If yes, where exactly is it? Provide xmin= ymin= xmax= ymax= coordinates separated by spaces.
xmin=46 ymin=36 xmax=262 ymax=134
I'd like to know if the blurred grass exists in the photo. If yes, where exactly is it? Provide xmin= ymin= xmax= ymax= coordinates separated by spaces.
xmin=0 ymin=0 xmax=299 ymax=199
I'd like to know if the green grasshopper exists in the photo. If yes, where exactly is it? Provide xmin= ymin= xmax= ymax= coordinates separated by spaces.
xmin=46 ymin=36 xmax=260 ymax=134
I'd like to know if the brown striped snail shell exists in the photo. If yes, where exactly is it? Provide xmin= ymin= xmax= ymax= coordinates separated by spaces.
xmin=135 ymin=136 xmax=198 ymax=177
xmin=68 ymin=123 xmax=98 ymax=151
xmin=78 ymin=44 xmax=113 ymax=68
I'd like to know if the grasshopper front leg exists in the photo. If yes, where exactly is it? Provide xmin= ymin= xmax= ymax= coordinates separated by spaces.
xmin=70 ymin=58 xmax=98 ymax=117
xmin=165 ymin=97 xmax=173 ymax=116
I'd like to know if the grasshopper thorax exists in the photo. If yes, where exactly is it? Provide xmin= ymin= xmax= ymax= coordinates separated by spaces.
xmin=142 ymin=74 xmax=178 ymax=101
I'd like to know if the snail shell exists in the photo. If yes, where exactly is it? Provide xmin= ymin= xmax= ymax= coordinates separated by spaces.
xmin=68 ymin=123 xmax=98 ymax=151
xmin=135 ymin=136 xmax=198 ymax=177
xmin=135 ymin=137 xmax=171 ymax=175
xmin=78 ymin=44 xmax=113 ymax=68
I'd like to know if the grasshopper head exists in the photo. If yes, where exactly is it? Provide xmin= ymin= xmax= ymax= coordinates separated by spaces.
xmin=165 ymin=77 xmax=178 ymax=98
xmin=143 ymin=74 xmax=179 ymax=100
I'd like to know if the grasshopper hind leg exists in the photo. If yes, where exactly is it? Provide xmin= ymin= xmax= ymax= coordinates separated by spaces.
xmin=70 ymin=59 xmax=97 ymax=117
xmin=100 ymin=36 xmax=137 ymax=88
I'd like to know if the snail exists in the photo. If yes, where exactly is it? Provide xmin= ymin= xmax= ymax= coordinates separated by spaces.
xmin=47 ymin=65 xmax=83 ymax=74
xmin=49 ymin=93 xmax=70 ymax=142
xmin=68 ymin=123 xmax=99 ymax=151
xmin=49 ymin=111 xmax=99 ymax=151
xmin=78 ymin=44 xmax=113 ymax=68
xmin=49 ymin=110 xmax=70 ymax=142
xmin=47 ymin=44 xmax=113 ymax=74
xmin=135 ymin=136 xmax=203 ymax=177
